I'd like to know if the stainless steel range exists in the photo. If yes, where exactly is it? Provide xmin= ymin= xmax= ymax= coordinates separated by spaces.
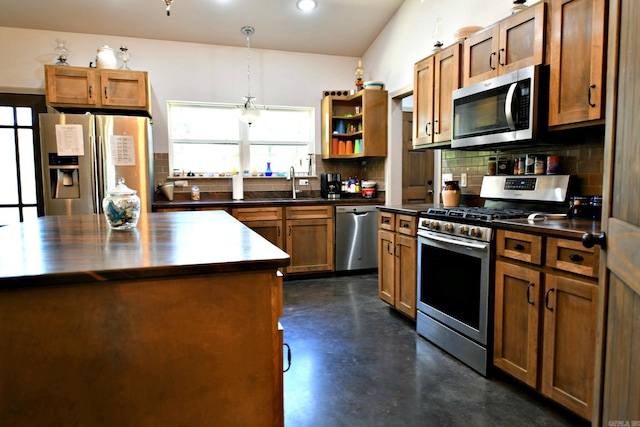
xmin=416 ymin=175 xmax=572 ymax=376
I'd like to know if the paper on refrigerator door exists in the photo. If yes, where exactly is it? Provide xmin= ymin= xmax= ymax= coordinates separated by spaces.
xmin=55 ymin=124 xmax=84 ymax=156
xmin=110 ymin=135 xmax=136 ymax=166
xmin=232 ymin=174 xmax=244 ymax=200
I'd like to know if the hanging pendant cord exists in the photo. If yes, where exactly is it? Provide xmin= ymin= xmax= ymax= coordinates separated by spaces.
xmin=241 ymin=26 xmax=255 ymax=107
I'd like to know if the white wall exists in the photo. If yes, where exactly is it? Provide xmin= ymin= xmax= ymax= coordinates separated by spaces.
xmin=0 ymin=27 xmax=359 ymax=154
xmin=0 ymin=0 xmax=516 ymax=203
xmin=361 ymin=0 xmax=517 ymax=204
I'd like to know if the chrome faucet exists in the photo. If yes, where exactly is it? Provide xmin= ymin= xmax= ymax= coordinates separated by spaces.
xmin=290 ymin=166 xmax=297 ymax=199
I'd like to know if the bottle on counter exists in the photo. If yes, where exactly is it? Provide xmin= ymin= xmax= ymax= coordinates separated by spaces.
xmin=191 ymin=185 xmax=200 ymax=201
xmin=487 ymin=157 xmax=497 ymax=175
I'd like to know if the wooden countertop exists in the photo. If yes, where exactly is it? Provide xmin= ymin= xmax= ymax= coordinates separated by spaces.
xmin=493 ymin=217 xmax=602 ymax=239
xmin=0 ymin=211 xmax=290 ymax=288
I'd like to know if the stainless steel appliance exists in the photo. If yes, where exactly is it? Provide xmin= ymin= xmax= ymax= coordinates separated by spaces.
xmin=321 ymin=173 xmax=341 ymax=199
xmin=335 ymin=205 xmax=378 ymax=271
xmin=416 ymin=175 xmax=571 ymax=375
xmin=40 ymin=113 xmax=153 ymax=215
xmin=451 ymin=65 xmax=548 ymax=149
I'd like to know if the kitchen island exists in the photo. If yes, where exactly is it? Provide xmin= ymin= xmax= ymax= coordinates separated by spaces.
xmin=0 ymin=211 xmax=289 ymax=426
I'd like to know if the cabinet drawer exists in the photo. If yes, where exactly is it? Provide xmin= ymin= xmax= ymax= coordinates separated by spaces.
xmin=285 ymin=205 xmax=332 ymax=220
xmin=378 ymin=211 xmax=395 ymax=231
xmin=496 ymin=230 xmax=543 ymax=265
xmin=546 ymin=237 xmax=600 ymax=279
xmin=232 ymin=207 xmax=282 ymax=221
xmin=395 ymin=214 xmax=417 ymax=236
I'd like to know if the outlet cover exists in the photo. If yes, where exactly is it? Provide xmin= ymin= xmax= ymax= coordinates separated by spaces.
xmin=442 ymin=173 xmax=453 ymax=183
xmin=461 ymin=173 xmax=468 ymax=187
xmin=298 ymin=179 xmax=309 ymax=186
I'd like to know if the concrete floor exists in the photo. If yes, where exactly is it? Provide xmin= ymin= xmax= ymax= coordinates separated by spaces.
xmin=282 ymin=273 xmax=588 ymax=427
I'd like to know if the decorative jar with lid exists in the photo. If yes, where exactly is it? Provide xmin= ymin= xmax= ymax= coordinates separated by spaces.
xmin=96 ymin=45 xmax=117 ymax=69
xmin=102 ymin=178 xmax=141 ymax=230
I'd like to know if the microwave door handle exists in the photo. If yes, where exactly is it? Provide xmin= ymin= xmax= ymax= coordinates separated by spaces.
xmin=505 ymin=82 xmax=518 ymax=130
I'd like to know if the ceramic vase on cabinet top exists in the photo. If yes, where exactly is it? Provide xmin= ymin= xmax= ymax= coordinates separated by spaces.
xmin=96 ymin=45 xmax=117 ymax=69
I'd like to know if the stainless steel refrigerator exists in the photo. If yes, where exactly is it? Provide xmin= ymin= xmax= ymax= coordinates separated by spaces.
xmin=40 ymin=113 xmax=153 ymax=216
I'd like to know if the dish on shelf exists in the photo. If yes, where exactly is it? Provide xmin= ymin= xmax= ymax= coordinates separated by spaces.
xmin=363 ymin=81 xmax=384 ymax=90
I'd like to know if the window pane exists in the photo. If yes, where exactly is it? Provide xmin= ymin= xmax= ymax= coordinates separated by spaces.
xmin=16 ymin=107 xmax=33 ymax=126
xmin=19 ymin=129 xmax=37 ymax=204
xmin=249 ymin=108 xmax=312 ymax=143
xmin=169 ymin=103 xmax=240 ymax=141
xmin=0 ymin=106 xmax=14 ymax=126
xmin=0 ymin=207 xmax=19 ymax=225
xmin=173 ymin=142 xmax=239 ymax=174
xmin=0 ymin=129 xmax=18 ymax=203
xmin=22 ymin=207 xmax=39 ymax=222
xmin=250 ymin=145 xmax=310 ymax=175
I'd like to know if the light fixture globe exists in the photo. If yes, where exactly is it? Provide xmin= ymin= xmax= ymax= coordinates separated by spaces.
xmin=297 ymin=0 xmax=317 ymax=12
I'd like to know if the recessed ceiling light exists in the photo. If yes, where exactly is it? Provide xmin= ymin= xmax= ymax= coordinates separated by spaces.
xmin=297 ymin=0 xmax=317 ymax=12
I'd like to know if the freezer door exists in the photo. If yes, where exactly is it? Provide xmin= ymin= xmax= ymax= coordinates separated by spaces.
xmin=39 ymin=113 xmax=98 ymax=215
xmin=96 ymin=115 xmax=153 ymax=214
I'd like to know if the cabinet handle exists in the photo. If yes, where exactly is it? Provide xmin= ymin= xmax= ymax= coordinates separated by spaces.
xmin=283 ymin=343 xmax=292 ymax=373
xmin=569 ymin=253 xmax=584 ymax=262
xmin=89 ymin=85 xmax=93 ymax=99
xmin=277 ymin=225 xmax=281 ymax=237
xmin=545 ymin=288 xmax=555 ymax=311
xmin=588 ymin=84 xmax=596 ymax=107
xmin=489 ymin=52 xmax=497 ymax=70
xmin=401 ymin=223 xmax=409 ymax=228
xmin=582 ymin=231 xmax=607 ymax=249
xmin=387 ymin=241 xmax=393 ymax=255
xmin=382 ymin=218 xmax=390 ymax=224
xmin=426 ymin=122 xmax=431 ymax=137
xmin=434 ymin=119 xmax=439 ymax=135
xmin=104 ymin=86 xmax=108 ymax=99
xmin=526 ymin=283 xmax=535 ymax=305
xmin=513 ymin=243 xmax=525 ymax=251
xmin=288 ymin=225 xmax=292 ymax=236
xmin=498 ymin=48 xmax=505 ymax=66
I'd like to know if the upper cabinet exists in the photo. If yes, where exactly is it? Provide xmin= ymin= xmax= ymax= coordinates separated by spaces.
xmin=45 ymin=65 xmax=151 ymax=115
xmin=548 ymin=0 xmax=607 ymax=127
xmin=321 ymin=89 xmax=388 ymax=159
xmin=413 ymin=43 xmax=461 ymax=148
xmin=462 ymin=1 xmax=546 ymax=86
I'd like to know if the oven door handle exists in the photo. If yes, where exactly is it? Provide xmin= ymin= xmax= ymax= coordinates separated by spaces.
xmin=419 ymin=233 xmax=488 ymax=250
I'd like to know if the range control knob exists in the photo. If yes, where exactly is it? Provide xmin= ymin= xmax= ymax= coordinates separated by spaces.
xmin=459 ymin=225 xmax=469 ymax=235
xmin=429 ymin=221 xmax=440 ymax=230
xmin=469 ymin=227 xmax=481 ymax=238
xmin=421 ymin=219 xmax=429 ymax=227
xmin=444 ymin=223 xmax=453 ymax=232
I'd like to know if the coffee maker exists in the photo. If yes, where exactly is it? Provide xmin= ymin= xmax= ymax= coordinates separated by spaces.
xmin=321 ymin=173 xmax=341 ymax=199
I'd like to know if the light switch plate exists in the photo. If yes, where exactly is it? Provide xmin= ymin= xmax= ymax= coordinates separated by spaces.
xmin=442 ymin=173 xmax=453 ymax=183
xmin=461 ymin=173 xmax=468 ymax=187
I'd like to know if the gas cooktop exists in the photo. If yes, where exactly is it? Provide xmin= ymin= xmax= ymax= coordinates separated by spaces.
xmin=422 ymin=206 xmax=534 ymax=222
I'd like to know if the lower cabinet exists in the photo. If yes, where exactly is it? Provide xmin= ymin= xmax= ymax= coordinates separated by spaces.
xmin=377 ymin=211 xmax=417 ymax=319
xmin=494 ymin=229 xmax=599 ymax=421
xmin=232 ymin=207 xmax=284 ymax=251
xmin=284 ymin=206 xmax=334 ymax=274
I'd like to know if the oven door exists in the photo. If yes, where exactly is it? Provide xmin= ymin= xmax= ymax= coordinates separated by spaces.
xmin=416 ymin=229 xmax=491 ymax=345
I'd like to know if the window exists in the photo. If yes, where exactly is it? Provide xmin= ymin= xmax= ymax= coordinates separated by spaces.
xmin=0 ymin=94 xmax=47 ymax=225
xmin=168 ymin=101 xmax=314 ymax=176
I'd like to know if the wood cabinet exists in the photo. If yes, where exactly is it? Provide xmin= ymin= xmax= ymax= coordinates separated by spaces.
xmin=232 ymin=207 xmax=284 ymax=251
xmin=377 ymin=211 xmax=417 ymax=319
xmin=284 ymin=206 xmax=334 ymax=274
xmin=321 ymin=89 xmax=388 ymax=159
xmin=494 ymin=229 xmax=599 ymax=420
xmin=462 ymin=2 xmax=546 ymax=86
xmin=548 ymin=0 xmax=607 ymax=127
xmin=413 ymin=43 xmax=461 ymax=148
xmin=45 ymin=65 xmax=150 ymax=114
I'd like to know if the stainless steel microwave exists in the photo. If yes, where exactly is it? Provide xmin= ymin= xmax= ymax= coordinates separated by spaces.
xmin=451 ymin=65 xmax=548 ymax=149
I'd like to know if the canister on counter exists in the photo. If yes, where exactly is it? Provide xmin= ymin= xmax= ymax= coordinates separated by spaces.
xmin=525 ymin=154 xmax=536 ymax=175
xmin=497 ymin=157 xmax=510 ymax=175
xmin=487 ymin=157 xmax=497 ymax=175
xmin=546 ymin=155 xmax=560 ymax=174
xmin=517 ymin=157 xmax=526 ymax=175
xmin=534 ymin=155 xmax=546 ymax=175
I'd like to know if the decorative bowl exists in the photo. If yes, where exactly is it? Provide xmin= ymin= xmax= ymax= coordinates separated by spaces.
xmin=363 ymin=80 xmax=384 ymax=90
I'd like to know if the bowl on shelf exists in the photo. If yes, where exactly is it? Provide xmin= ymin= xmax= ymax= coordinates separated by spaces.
xmin=363 ymin=81 xmax=384 ymax=90
xmin=361 ymin=180 xmax=377 ymax=188
xmin=454 ymin=26 xmax=484 ymax=42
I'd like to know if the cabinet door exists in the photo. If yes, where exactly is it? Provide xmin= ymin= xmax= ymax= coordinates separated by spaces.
xmin=395 ymin=234 xmax=417 ymax=319
xmin=494 ymin=260 xmax=541 ymax=387
xmin=285 ymin=218 xmax=333 ymax=273
xmin=433 ymin=44 xmax=461 ymax=143
xmin=44 ymin=65 xmax=97 ymax=106
xmin=242 ymin=220 xmax=284 ymax=251
xmin=378 ymin=229 xmax=395 ymax=305
xmin=541 ymin=274 xmax=598 ymax=420
xmin=463 ymin=25 xmax=499 ymax=86
xmin=99 ymin=70 xmax=149 ymax=109
xmin=548 ymin=0 xmax=606 ymax=127
xmin=498 ymin=1 xmax=546 ymax=75
xmin=361 ymin=90 xmax=388 ymax=157
xmin=413 ymin=56 xmax=435 ymax=147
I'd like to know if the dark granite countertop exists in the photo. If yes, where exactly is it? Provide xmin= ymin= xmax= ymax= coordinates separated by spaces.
xmin=492 ymin=217 xmax=602 ymax=240
xmin=153 ymin=196 xmax=384 ymax=210
xmin=376 ymin=204 xmax=438 ymax=216
xmin=0 ymin=211 xmax=290 ymax=288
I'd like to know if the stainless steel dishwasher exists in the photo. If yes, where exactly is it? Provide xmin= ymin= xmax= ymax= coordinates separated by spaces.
xmin=335 ymin=205 xmax=378 ymax=271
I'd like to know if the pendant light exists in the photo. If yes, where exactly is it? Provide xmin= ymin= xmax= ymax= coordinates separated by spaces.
xmin=164 ymin=0 xmax=173 ymax=16
xmin=239 ymin=26 xmax=261 ymax=126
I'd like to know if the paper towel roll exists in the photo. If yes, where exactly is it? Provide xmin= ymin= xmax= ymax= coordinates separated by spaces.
xmin=232 ymin=174 xmax=244 ymax=200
